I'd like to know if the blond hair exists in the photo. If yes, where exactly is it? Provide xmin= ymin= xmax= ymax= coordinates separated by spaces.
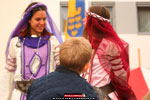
xmin=59 ymin=37 xmax=92 ymax=73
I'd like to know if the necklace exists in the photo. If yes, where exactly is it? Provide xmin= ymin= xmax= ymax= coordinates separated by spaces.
xmin=33 ymin=37 xmax=41 ymax=54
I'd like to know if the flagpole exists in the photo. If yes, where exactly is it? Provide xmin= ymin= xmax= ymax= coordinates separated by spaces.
xmin=138 ymin=48 xmax=141 ymax=68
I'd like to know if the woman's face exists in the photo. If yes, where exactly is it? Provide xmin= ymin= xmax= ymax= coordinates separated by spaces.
xmin=29 ymin=10 xmax=46 ymax=35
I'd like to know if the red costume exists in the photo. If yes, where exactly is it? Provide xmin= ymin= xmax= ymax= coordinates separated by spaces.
xmin=85 ymin=11 xmax=137 ymax=100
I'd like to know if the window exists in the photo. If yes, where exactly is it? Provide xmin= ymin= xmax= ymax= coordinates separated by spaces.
xmin=60 ymin=1 xmax=116 ymax=32
xmin=137 ymin=2 xmax=150 ymax=34
xmin=91 ymin=2 xmax=115 ymax=29
xmin=60 ymin=2 xmax=68 ymax=33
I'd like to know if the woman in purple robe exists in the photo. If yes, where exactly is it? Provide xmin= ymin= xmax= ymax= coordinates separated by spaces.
xmin=0 ymin=2 xmax=62 ymax=100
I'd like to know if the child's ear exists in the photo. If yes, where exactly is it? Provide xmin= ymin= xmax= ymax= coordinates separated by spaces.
xmin=83 ymin=62 xmax=90 ymax=72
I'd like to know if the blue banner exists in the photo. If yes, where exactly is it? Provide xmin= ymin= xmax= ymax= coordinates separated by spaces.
xmin=65 ymin=0 xmax=85 ymax=39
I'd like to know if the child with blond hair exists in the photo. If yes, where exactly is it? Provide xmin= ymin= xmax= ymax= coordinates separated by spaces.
xmin=27 ymin=37 xmax=99 ymax=100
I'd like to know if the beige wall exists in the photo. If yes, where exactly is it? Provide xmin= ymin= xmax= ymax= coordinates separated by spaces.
xmin=0 ymin=0 xmax=27 ymax=71
xmin=0 ymin=0 xmax=150 ymax=71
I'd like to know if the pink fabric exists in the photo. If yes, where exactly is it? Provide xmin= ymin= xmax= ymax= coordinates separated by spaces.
xmin=89 ymin=53 xmax=111 ymax=87
xmin=89 ymin=53 xmax=119 ymax=100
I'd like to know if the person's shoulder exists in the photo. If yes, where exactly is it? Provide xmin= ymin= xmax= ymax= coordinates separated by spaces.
xmin=101 ymin=38 xmax=120 ymax=55
xmin=77 ymin=77 xmax=94 ymax=91
xmin=11 ymin=36 xmax=19 ymax=39
xmin=33 ymin=71 xmax=56 ymax=85
xmin=120 ymin=38 xmax=128 ymax=43
xmin=120 ymin=38 xmax=129 ymax=47
xmin=100 ymin=38 xmax=117 ymax=48
xmin=32 ymin=76 xmax=47 ymax=87
xmin=29 ymin=75 xmax=49 ymax=93
xmin=34 ymin=72 xmax=50 ymax=81
xmin=50 ymin=35 xmax=61 ymax=50
xmin=103 ymin=38 xmax=114 ymax=44
xmin=50 ymin=35 xmax=58 ymax=41
xmin=10 ymin=36 xmax=19 ymax=42
xmin=9 ymin=36 xmax=20 ymax=47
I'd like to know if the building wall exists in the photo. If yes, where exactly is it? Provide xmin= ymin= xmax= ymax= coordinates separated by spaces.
xmin=0 ymin=0 xmax=27 ymax=71
xmin=0 ymin=0 xmax=150 ymax=71
xmin=115 ymin=2 xmax=138 ymax=34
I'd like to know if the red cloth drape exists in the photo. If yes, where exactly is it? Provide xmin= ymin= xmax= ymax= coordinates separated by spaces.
xmin=86 ymin=15 xmax=137 ymax=100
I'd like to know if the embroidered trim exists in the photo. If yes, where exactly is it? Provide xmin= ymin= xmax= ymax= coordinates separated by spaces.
xmin=5 ymin=67 xmax=15 ymax=72
xmin=85 ymin=11 xmax=110 ymax=22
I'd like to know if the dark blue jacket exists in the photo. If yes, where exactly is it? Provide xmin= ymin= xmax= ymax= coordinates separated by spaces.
xmin=27 ymin=66 xmax=99 ymax=100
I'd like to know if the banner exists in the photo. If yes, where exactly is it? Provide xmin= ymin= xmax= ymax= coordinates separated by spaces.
xmin=65 ymin=0 xmax=85 ymax=39
xmin=129 ymin=67 xmax=149 ymax=100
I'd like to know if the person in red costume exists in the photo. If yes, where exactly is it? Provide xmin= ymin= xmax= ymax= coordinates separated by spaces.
xmin=82 ymin=5 xmax=137 ymax=100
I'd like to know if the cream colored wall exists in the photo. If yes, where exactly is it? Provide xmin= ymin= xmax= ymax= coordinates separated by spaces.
xmin=0 ymin=0 xmax=28 ymax=71
xmin=0 ymin=0 xmax=150 ymax=72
